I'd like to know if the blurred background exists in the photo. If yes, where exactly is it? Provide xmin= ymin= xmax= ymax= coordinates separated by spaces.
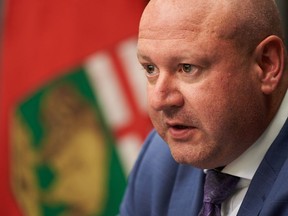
xmin=0 ymin=1 xmax=287 ymax=216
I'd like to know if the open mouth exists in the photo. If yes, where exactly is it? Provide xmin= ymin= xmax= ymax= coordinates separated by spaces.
xmin=167 ymin=123 xmax=196 ymax=140
xmin=172 ymin=125 xmax=190 ymax=130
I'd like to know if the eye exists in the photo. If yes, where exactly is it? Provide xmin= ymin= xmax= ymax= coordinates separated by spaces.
xmin=178 ymin=63 xmax=203 ymax=81
xmin=181 ymin=64 xmax=193 ymax=73
xmin=142 ymin=64 xmax=158 ymax=77
xmin=146 ymin=65 xmax=155 ymax=74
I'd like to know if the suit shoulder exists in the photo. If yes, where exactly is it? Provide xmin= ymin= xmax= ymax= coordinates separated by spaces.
xmin=120 ymin=129 xmax=204 ymax=216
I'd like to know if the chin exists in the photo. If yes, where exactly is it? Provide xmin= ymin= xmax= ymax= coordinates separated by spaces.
xmin=170 ymin=147 xmax=221 ymax=169
xmin=170 ymin=148 xmax=196 ymax=165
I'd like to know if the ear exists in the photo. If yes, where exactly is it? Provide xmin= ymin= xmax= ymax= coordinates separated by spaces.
xmin=254 ymin=35 xmax=285 ymax=94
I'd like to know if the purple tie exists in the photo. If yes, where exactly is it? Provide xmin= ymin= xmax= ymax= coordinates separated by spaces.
xmin=198 ymin=169 xmax=240 ymax=216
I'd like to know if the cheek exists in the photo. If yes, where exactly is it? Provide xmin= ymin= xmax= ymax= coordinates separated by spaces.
xmin=183 ymin=77 xmax=239 ymax=130
xmin=184 ymin=78 xmax=229 ymax=109
xmin=188 ymin=72 xmax=262 ymax=137
xmin=147 ymin=88 xmax=155 ymax=113
xmin=146 ymin=88 xmax=159 ymax=121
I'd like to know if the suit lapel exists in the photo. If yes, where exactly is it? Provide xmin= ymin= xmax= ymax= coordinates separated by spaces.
xmin=237 ymin=118 xmax=288 ymax=216
xmin=168 ymin=166 xmax=205 ymax=216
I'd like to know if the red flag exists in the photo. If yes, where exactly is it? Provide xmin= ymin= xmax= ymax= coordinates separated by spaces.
xmin=1 ymin=1 xmax=151 ymax=215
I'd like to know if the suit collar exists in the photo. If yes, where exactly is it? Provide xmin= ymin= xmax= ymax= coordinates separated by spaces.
xmin=223 ymin=91 xmax=288 ymax=181
xmin=237 ymin=117 xmax=288 ymax=216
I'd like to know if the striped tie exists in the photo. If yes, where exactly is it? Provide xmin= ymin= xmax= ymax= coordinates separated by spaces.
xmin=198 ymin=169 xmax=240 ymax=216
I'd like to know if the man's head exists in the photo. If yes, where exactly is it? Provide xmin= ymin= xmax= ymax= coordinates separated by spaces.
xmin=137 ymin=0 xmax=288 ymax=169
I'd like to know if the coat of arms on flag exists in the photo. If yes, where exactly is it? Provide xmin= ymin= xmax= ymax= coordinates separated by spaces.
xmin=10 ymin=38 xmax=152 ymax=216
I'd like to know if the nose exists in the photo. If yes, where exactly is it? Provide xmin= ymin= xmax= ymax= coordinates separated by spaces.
xmin=148 ymin=73 xmax=184 ymax=111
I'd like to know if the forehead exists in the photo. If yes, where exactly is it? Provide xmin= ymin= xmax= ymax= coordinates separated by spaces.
xmin=137 ymin=1 xmax=244 ymax=67
xmin=137 ymin=31 xmax=223 ymax=67
xmin=139 ymin=0 xmax=233 ymax=42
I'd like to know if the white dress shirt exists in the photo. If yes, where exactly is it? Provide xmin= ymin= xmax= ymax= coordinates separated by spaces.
xmin=220 ymin=91 xmax=288 ymax=216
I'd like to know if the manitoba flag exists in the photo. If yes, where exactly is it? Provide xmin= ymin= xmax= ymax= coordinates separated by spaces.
xmin=0 ymin=1 xmax=152 ymax=216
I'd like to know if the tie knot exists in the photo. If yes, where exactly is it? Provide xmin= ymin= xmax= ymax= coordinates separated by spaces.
xmin=203 ymin=169 xmax=240 ymax=205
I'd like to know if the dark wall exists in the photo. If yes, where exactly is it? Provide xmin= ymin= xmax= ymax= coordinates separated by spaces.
xmin=276 ymin=0 xmax=288 ymax=49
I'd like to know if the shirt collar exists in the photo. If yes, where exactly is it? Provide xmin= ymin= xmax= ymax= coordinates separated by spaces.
xmin=222 ymin=91 xmax=288 ymax=180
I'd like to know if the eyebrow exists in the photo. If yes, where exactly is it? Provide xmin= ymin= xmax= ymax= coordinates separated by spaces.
xmin=137 ymin=53 xmax=153 ymax=62
xmin=137 ymin=52 xmax=196 ymax=63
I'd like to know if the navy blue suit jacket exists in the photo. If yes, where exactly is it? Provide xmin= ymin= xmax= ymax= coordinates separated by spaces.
xmin=120 ymin=118 xmax=288 ymax=216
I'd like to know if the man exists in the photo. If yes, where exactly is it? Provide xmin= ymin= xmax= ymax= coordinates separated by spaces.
xmin=120 ymin=0 xmax=288 ymax=215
